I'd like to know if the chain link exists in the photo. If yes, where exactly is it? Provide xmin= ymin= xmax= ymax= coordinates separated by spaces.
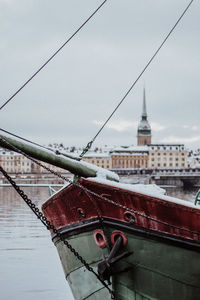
xmin=1 ymin=136 xmax=199 ymax=237
xmin=86 ymin=188 xmax=200 ymax=237
xmin=0 ymin=165 xmax=116 ymax=299
xmin=1 ymin=135 xmax=200 ymax=298
xmin=84 ymin=189 xmax=112 ymax=251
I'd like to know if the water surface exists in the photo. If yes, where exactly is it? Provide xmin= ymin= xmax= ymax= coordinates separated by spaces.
xmin=0 ymin=185 xmax=198 ymax=300
xmin=0 ymin=187 xmax=73 ymax=300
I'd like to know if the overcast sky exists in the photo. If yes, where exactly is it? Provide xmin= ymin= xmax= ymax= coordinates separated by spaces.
xmin=0 ymin=0 xmax=199 ymax=150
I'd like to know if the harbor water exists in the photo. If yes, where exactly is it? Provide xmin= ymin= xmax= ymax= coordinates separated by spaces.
xmin=0 ymin=186 xmax=73 ymax=300
xmin=0 ymin=184 xmax=198 ymax=300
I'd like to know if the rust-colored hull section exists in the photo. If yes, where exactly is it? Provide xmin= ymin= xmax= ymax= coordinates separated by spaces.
xmin=42 ymin=179 xmax=200 ymax=300
xmin=42 ymin=178 xmax=200 ymax=242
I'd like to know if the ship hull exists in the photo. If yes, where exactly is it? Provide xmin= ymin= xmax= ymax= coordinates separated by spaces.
xmin=53 ymin=218 xmax=200 ymax=300
xmin=42 ymin=178 xmax=200 ymax=300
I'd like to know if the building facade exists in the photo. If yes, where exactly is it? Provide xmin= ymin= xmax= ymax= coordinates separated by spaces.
xmin=0 ymin=150 xmax=32 ymax=173
xmin=0 ymin=149 xmax=65 ymax=174
xmin=0 ymin=144 xmax=189 ymax=173
xmin=82 ymin=152 xmax=112 ymax=169
xmin=148 ymin=144 xmax=188 ymax=169
xmin=111 ymin=146 xmax=148 ymax=169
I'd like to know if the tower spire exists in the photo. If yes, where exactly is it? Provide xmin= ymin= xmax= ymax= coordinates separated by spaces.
xmin=137 ymin=88 xmax=151 ymax=146
xmin=142 ymin=88 xmax=147 ymax=117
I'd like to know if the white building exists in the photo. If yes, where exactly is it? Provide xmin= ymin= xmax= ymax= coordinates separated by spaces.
xmin=0 ymin=149 xmax=31 ymax=173
xmin=148 ymin=144 xmax=188 ymax=169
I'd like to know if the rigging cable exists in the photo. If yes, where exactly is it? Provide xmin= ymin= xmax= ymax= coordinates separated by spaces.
xmin=0 ymin=0 xmax=108 ymax=111
xmin=1 ymin=142 xmax=199 ymax=298
xmin=0 ymin=166 xmax=116 ymax=299
xmin=1 ymin=135 xmax=199 ymax=237
xmin=0 ymin=128 xmax=54 ymax=152
xmin=80 ymin=0 xmax=194 ymax=157
xmin=0 ymin=128 xmax=81 ymax=160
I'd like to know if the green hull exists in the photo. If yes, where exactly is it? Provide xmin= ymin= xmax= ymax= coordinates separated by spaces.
xmin=54 ymin=225 xmax=200 ymax=300
xmin=42 ymin=178 xmax=200 ymax=300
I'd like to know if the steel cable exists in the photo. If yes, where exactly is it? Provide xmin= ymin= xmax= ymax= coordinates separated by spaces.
xmin=0 ymin=128 xmax=54 ymax=152
xmin=0 ymin=0 xmax=108 ymax=111
xmin=0 ymin=165 xmax=116 ymax=299
xmin=1 ymin=135 xmax=199 ymax=237
xmin=82 ymin=0 xmax=195 ymax=154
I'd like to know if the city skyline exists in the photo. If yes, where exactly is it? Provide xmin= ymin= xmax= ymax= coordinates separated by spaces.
xmin=0 ymin=0 xmax=199 ymax=149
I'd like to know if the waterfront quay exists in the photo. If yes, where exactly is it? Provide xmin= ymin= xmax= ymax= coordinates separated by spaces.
xmin=0 ymin=171 xmax=73 ymax=185
xmin=1 ymin=167 xmax=200 ymax=188
xmin=112 ymin=167 xmax=200 ymax=187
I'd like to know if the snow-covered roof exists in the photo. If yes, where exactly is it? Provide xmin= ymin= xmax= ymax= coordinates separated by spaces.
xmin=111 ymin=145 xmax=149 ymax=153
xmin=83 ymin=152 xmax=110 ymax=158
xmin=111 ymin=152 xmax=148 ymax=156
xmin=138 ymin=119 xmax=151 ymax=131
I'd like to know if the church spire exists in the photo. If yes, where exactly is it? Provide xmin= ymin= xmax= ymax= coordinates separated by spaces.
xmin=142 ymin=88 xmax=147 ymax=118
xmin=137 ymin=88 xmax=151 ymax=146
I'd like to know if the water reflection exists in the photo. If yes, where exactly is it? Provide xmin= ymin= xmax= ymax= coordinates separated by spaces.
xmin=0 ymin=187 xmax=73 ymax=300
xmin=164 ymin=186 xmax=198 ymax=203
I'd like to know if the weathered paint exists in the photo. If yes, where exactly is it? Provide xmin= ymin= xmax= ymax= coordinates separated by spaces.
xmin=54 ymin=227 xmax=200 ymax=300
xmin=43 ymin=178 xmax=200 ymax=241
xmin=0 ymin=134 xmax=118 ymax=181
xmin=42 ymin=178 xmax=200 ymax=300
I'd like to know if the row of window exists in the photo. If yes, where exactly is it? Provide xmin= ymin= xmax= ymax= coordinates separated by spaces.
xmin=113 ymin=160 xmax=147 ymax=168
xmin=151 ymin=163 xmax=186 ymax=167
xmin=151 ymin=146 xmax=184 ymax=150
xmin=2 ymin=167 xmax=31 ymax=172
xmin=151 ymin=158 xmax=185 ymax=162
xmin=151 ymin=152 xmax=185 ymax=156
xmin=1 ymin=162 xmax=30 ymax=166
xmin=0 ymin=156 xmax=29 ymax=160
xmin=91 ymin=160 xmax=110 ymax=164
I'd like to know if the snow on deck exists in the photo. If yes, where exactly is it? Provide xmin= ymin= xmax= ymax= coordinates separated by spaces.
xmin=88 ymin=177 xmax=200 ymax=210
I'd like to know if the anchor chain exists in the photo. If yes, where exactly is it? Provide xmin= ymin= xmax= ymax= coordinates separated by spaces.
xmin=1 ymin=136 xmax=199 ymax=237
xmin=0 ymin=166 xmax=116 ymax=299
xmin=84 ymin=189 xmax=112 ymax=252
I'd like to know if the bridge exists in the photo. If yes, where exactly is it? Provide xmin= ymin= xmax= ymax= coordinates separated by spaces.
xmin=0 ymin=168 xmax=200 ymax=187
xmin=111 ymin=167 xmax=200 ymax=187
